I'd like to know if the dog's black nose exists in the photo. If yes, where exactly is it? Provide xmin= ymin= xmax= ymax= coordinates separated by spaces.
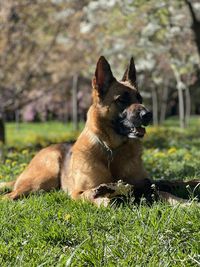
xmin=140 ymin=110 xmax=152 ymax=126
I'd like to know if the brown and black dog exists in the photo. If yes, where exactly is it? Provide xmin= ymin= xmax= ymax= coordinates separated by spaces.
xmin=0 ymin=56 xmax=199 ymax=206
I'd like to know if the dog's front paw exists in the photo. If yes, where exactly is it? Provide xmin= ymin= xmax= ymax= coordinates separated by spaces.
xmin=115 ymin=180 xmax=133 ymax=196
xmin=93 ymin=184 xmax=115 ymax=198
xmin=93 ymin=181 xmax=133 ymax=199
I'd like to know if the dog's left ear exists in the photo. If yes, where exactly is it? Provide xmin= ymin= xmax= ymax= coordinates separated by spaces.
xmin=121 ymin=57 xmax=137 ymax=87
xmin=92 ymin=56 xmax=115 ymax=97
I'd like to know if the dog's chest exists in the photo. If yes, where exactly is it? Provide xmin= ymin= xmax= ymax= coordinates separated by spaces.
xmin=109 ymin=144 xmax=146 ymax=183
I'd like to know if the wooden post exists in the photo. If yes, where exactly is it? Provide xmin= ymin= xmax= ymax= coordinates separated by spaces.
xmin=72 ymin=74 xmax=79 ymax=131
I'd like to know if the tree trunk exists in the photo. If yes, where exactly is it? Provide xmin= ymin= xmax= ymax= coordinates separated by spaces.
xmin=72 ymin=74 xmax=79 ymax=131
xmin=152 ymin=87 xmax=158 ymax=126
xmin=171 ymin=64 xmax=187 ymax=128
xmin=15 ymin=109 xmax=20 ymax=130
xmin=177 ymin=87 xmax=185 ymax=128
xmin=185 ymin=87 xmax=191 ymax=127
xmin=185 ymin=0 xmax=200 ymax=58
xmin=0 ymin=117 xmax=5 ymax=144
xmin=160 ymin=86 xmax=168 ymax=124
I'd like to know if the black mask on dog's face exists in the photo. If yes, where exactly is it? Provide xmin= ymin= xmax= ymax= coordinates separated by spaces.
xmin=115 ymin=102 xmax=152 ymax=139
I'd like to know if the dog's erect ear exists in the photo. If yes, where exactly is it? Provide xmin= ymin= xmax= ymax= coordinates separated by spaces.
xmin=92 ymin=56 xmax=115 ymax=96
xmin=121 ymin=57 xmax=137 ymax=86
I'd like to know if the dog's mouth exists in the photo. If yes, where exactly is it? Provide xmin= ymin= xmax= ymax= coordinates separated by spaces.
xmin=114 ymin=119 xmax=146 ymax=139
xmin=114 ymin=115 xmax=148 ymax=139
xmin=128 ymin=126 xmax=146 ymax=139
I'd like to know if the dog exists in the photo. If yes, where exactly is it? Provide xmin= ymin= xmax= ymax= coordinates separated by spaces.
xmin=0 ymin=56 xmax=199 ymax=206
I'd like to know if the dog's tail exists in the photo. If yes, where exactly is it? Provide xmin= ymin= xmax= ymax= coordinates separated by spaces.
xmin=154 ymin=179 xmax=200 ymax=200
xmin=0 ymin=180 xmax=15 ymax=192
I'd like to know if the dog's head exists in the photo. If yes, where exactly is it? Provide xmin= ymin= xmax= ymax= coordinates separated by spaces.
xmin=92 ymin=56 xmax=152 ymax=139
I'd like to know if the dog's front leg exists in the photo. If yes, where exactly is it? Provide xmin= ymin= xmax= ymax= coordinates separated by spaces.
xmin=71 ymin=181 xmax=133 ymax=207
xmin=154 ymin=179 xmax=200 ymax=205
xmin=71 ymin=187 xmax=111 ymax=207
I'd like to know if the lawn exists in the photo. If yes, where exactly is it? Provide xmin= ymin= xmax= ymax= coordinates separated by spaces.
xmin=0 ymin=117 xmax=200 ymax=266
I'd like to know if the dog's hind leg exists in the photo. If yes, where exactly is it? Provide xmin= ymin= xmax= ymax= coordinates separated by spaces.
xmin=154 ymin=179 xmax=200 ymax=200
xmin=0 ymin=180 xmax=15 ymax=192
xmin=1 ymin=145 xmax=66 ymax=200
xmin=159 ymin=191 xmax=192 ymax=206
xmin=2 ymin=187 xmax=29 ymax=200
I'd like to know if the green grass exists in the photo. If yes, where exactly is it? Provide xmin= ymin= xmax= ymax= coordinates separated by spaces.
xmin=0 ymin=117 xmax=200 ymax=266
xmin=6 ymin=121 xmax=84 ymax=148
xmin=0 ymin=194 xmax=199 ymax=266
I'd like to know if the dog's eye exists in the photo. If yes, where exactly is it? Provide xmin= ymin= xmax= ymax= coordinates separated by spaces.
xmin=118 ymin=97 xmax=128 ymax=104
xmin=115 ymin=93 xmax=131 ymax=108
xmin=116 ymin=97 xmax=129 ymax=106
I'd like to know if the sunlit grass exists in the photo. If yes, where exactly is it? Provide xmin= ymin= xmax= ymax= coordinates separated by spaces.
xmin=6 ymin=121 xmax=84 ymax=147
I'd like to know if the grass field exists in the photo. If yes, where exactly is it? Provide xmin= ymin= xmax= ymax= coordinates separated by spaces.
xmin=0 ymin=117 xmax=200 ymax=266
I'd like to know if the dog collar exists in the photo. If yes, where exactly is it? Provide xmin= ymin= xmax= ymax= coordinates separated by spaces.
xmin=96 ymin=137 xmax=113 ymax=170
xmin=85 ymin=128 xmax=113 ymax=169
xmin=97 ymin=137 xmax=113 ymax=159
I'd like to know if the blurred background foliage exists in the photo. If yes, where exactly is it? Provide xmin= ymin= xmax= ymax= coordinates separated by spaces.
xmin=0 ymin=0 xmax=200 ymax=144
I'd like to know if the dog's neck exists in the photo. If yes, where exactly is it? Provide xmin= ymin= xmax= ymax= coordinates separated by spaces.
xmin=84 ymin=126 xmax=113 ymax=157
xmin=84 ymin=105 xmax=127 ymax=149
xmin=80 ymin=121 xmax=142 ymax=171
xmin=83 ymin=126 xmax=122 ymax=171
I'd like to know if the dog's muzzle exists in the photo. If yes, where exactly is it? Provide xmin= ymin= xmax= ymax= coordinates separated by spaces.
xmin=128 ymin=110 xmax=152 ymax=138
xmin=115 ymin=109 xmax=152 ymax=139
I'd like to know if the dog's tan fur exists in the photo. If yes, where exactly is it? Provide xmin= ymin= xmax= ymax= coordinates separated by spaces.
xmin=0 ymin=56 xmax=199 ymax=205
